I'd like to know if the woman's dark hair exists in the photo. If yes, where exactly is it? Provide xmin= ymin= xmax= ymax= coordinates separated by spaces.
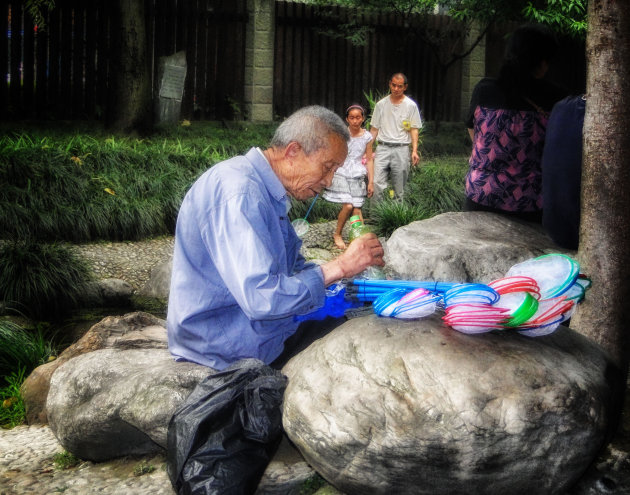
xmin=499 ymin=24 xmax=559 ymax=90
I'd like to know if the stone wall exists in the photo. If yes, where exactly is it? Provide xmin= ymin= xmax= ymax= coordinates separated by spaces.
xmin=460 ymin=22 xmax=486 ymax=120
xmin=244 ymin=0 xmax=275 ymax=121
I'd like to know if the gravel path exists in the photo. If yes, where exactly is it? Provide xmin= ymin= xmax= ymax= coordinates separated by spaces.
xmin=71 ymin=237 xmax=176 ymax=290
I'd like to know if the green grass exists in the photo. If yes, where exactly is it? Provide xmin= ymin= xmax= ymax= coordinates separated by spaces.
xmin=0 ymin=120 xmax=468 ymax=242
xmin=420 ymin=122 xmax=472 ymax=158
xmin=53 ymin=451 xmax=82 ymax=470
xmin=299 ymin=473 xmax=328 ymax=495
xmin=368 ymin=199 xmax=424 ymax=238
xmin=405 ymin=155 xmax=468 ymax=215
xmin=0 ymin=121 xmax=276 ymax=242
xmin=133 ymin=460 xmax=156 ymax=476
xmin=0 ymin=366 xmax=27 ymax=429
xmin=0 ymin=320 xmax=56 ymax=379
xmin=0 ymin=241 xmax=93 ymax=320
xmin=0 ymin=319 xmax=59 ymax=429
xmin=367 ymin=154 xmax=468 ymax=237
xmin=289 ymin=196 xmax=342 ymax=223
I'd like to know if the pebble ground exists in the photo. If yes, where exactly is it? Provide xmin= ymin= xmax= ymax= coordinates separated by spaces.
xmin=0 ymin=425 xmax=173 ymax=494
xmin=71 ymin=236 xmax=176 ymax=290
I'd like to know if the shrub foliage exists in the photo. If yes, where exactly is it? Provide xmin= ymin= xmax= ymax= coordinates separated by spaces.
xmin=0 ymin=241 xmax=92 ymax=320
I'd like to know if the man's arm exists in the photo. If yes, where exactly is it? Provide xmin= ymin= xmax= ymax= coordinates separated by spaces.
xmin=204 ymin=195 xmax=325 ymax=320
xmin=411 ymin=127 xmax=420 ymax=166
xmin=370 ymin=126 xmax=379 ymax=143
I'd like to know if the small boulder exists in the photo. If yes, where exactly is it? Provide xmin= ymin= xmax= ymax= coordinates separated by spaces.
xmin=138 ymin=260 xmax=172 ymax=300
xmin=47 ymin=347 xmax=213 ymax=461
xmin=21 ymin=312 xmax=168 ymax=424
xmin=79 ymin=278 xmax=135 ymax=307
xmin=385 ymin=211 xmax=574 ymax=282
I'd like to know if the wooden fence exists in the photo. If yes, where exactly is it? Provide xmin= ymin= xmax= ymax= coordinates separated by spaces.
xmin=274 ymin=1 xmax=464 ymax=121
xmin=1 ymin=0 xmax=247 ymax=121
xmin=1 ymin=1 xmax=584 ymax=123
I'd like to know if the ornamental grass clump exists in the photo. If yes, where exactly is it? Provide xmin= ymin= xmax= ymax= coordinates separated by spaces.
xmin=405 ymin=156 xmax=468 ymax=216
xmin=0 ymin=131 xmax=219 ymax=242
xmin=0 ymin=366 xmax=27 ymax=429
xmin=368 ymin=199 xmax=424 ymax=238
xmin=365 ymin=156 xmax=467 ymax=238
xmin=0 ymin=320 xmax=55 ymax=378
xmin=0 ymin=320 xmax=56 ymax=428
xmin=0 ymin=241 xmax=93 ymax=320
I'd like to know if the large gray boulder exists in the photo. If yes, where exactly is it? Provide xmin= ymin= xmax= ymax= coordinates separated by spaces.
xmin=282 ymin=314 xmax=617 ymax=495
xmin=385 ymin=211 xmax=575 ymax=282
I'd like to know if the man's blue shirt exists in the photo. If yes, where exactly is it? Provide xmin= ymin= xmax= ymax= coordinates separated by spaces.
xmin=167 ymin=148 xmax=326 ymax=370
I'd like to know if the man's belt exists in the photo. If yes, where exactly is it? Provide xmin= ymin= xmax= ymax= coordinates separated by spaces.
xmin=378 ymin=141 xmax=410 ymax=147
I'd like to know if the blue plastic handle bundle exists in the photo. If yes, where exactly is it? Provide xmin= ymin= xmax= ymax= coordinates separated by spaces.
xmin=345 ymin=279 xmax=457 ymax=302
xmin=293 ymin=254 xmax=591 ymax=339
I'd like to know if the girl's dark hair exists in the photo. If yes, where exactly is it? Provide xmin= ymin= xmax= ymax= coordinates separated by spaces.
xmin=499 ymin=24 xmax=559 ymax=91
xmin=345 ymin=104 xmax=365 ymax=118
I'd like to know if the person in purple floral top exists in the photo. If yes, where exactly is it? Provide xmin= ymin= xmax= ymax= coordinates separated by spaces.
xmin=465 ymin=24 xmax=567 ymax=223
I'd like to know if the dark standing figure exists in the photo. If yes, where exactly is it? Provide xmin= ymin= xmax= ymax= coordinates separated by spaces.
xmin=542 ymin=95 xmax=586 ymax=250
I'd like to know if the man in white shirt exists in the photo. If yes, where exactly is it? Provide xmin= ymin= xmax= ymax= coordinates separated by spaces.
xmin=370 ymin=73 xmax=422 ymax=200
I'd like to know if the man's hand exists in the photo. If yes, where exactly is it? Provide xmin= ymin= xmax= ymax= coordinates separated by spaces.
xmin=321 ymin=233 xmax=384 ymax=285
xmin=411 ymin=150 xmax=420 ymax=166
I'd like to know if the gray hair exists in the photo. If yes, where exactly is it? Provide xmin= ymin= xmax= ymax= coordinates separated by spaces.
xmin=270 ymin=105 xmax=349 ymax=155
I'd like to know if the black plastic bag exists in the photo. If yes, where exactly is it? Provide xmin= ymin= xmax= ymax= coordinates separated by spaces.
xmin=167 ymin=358 xmax=288 ymax=495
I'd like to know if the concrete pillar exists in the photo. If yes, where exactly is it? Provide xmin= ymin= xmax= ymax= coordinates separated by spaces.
xmin=244 ymin=0 xmax=275 ymax=122
xmin=460 ymin=23 xmax=486 ymax=120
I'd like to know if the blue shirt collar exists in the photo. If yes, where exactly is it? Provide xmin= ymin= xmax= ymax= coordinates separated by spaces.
xmin=247 ymin=147 xmax=289 ymax=207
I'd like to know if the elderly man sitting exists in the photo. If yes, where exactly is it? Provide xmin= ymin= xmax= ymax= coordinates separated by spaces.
xmin=167 ymin=106 xmax=385 ymax=370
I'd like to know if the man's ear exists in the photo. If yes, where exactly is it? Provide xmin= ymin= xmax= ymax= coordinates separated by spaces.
xmin=285 ymin=141 xmax=302 ymax=159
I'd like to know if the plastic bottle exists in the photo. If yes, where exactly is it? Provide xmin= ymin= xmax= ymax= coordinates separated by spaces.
xmin=348 ymin=215 xmax=370 ymax=243
xmin=347 ymin=215 xmax=385 ymax=279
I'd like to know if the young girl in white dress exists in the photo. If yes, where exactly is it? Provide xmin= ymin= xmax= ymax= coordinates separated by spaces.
xmin=323 ymin=104 xmax=374 ymax=249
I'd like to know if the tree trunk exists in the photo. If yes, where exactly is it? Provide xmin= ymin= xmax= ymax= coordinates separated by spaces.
xmin=572 ymin=0 xmax=630 ymax=377
xmin=106 ymin=0 xmax=152 ymax=133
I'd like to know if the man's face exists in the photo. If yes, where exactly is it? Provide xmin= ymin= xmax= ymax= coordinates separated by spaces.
xmin=284 ymin=134 xmax=347 ymax=201
xmin=389 ymin=76 xmax=407 ymax=98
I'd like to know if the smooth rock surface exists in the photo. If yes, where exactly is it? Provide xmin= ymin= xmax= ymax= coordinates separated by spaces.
xmin=21 ymin=312 xmax=168 ymax=424
xmin=385 ymin=211 xmax=575 ymax=282
xmin=47 ymin=348 xmax=214 ymax=461
xmin=138 ymin=260 xmax=172 ymax=299
xmin=282 ymin=314 xmax=617 ymax=495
